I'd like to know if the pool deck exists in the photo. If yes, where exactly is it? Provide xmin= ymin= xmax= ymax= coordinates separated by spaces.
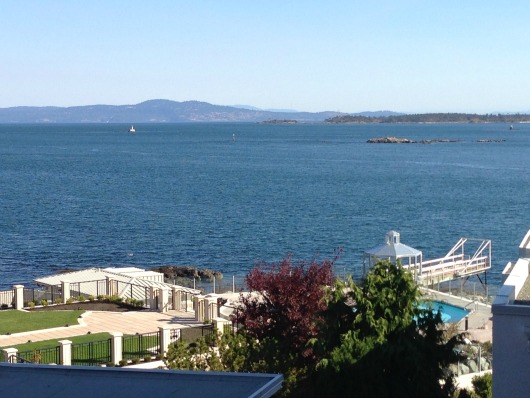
xmin=422 ymin=288 xmax=492 ymax=343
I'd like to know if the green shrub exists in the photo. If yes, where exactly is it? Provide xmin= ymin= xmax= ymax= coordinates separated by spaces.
xmin=54 ymin=298 xmax=62 ymax=304
xmin=1 ymin=303 xmax=9 ymax=310
xmin=41 ymin=299 xmax=48 ymax=307
xmin=88 ymin=295 xmax=95 ymax=302
xmin=143 ymin=355 xmax=152 ymax=362
xmin=67 ymin=297 xmax=74 ymax=304
xmin=118 ymin=359 xmax=128 ymax=367
xmin=472 ymin=373 xmax=492 ymax=398
xmin=97 ymin=294 xmax=106 ymax=301
xmin=131 ymin=358 xmax=140 ymax=365
xmin=78 ymin=295 xmax=86 ymax=302
xmin=105 ymin=361 xmax=115 ymax=367
xmin=28 ymin=301 xmax=36 ymax=308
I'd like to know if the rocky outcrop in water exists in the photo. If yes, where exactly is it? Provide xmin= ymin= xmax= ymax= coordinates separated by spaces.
xmin=151 ymin=266 xmax=223 ymax=281
xmin=367 ymin=137 xmax=462 ymax=144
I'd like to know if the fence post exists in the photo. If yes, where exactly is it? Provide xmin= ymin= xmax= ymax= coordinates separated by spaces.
xmin=110 ymin=332 xmax=123 ymax=365
xmin=149 ymin=287 xmax=157 ymax=309
xmin=159 ymin=288 xmax=169 ymax=313
xmin=13 ymin=285 xmax=24 ymax=310
xmin=159 ymin=326 xmax=171 ymax=356
xmin=2 ymin=348 xmax=18 ymax=363
xmin=194 ymin=295 xmax=205 ymax=322
xmin=59 ymin=340 xmax=72 ymax=366
xmin=172 ymin=286 xmax=179 ymax=311
xmin=61 ymin=281 xmax=70 ymax=304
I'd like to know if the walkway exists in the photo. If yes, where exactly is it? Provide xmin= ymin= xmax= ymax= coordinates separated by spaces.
xmin=0 ymin=309 xmax=200 ymax=348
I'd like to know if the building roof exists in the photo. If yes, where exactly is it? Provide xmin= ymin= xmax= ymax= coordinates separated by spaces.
xmin=0 ymin=364 xmax=283 ymax=398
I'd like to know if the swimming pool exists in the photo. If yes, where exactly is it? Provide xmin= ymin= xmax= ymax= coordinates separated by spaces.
xmin=419 ymin=300 xmax=470 ymax=323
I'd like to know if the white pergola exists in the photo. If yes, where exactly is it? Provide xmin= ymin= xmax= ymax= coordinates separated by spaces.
xmin=362 ymin=231 xmax=423 ymax=280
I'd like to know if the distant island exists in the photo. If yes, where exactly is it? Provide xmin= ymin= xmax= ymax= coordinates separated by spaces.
xmin=326 ymin=113 xmax=530 ymax=124
xmin=260 ymin=119 xmax=298 ymax=124
xmin=1 ymin=100 xmax=528 ymax=124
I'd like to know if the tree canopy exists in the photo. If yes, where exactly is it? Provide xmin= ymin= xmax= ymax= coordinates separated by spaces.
xmin=165 ymin=257 xmax=465 ymax=398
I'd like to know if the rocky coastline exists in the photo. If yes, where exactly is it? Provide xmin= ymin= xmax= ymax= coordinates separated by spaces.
xmin=150 ymin=265 xmax=223 ymax=282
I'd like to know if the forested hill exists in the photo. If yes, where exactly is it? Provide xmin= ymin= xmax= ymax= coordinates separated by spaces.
xmin=326 ymin=113 xmax=530 ymax=124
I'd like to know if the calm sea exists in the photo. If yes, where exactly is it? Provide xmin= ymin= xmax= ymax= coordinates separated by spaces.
xmin=1 ymin=122 xmax=529 ymax=292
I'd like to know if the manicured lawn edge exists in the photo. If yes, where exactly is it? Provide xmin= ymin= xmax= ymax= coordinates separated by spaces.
xmin=0 ymin=309 xmax=85 ymax=335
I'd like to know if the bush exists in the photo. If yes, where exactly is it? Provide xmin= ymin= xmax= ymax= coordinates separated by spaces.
xmin=28 ymin=301 xmax=36 ymax=308
xmin=472 ymin=373 xmax=492 ymax=398
xmin=97 ymin=294 xmax=106 ymax=301
xmin=143 ymin=355 xmax=152 ymax=362
xmin=118 ymin=359 xmax=128 ymax=367
xmin=41 ymin=299 xmax=48 ymax=307
xmin=78 ymin=295 xmax=86 ymax=302
xmin=1 ymin=303 xmax=9 ymax=310
xmin=105 ymin=361 xmax=115 ymax=367
xmin=54 ymin=298 xmax=62 ymax=304
xmin=131 ymin=358 xmax=140 ymax=365
xmin=67 ymin=297 xmax=74 ymax=304
xmin=88 ymin=295 xmax=95 ymax=302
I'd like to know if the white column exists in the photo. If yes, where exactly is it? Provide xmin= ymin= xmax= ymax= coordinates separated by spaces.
xmin=105 ymin=276 xmax=113 ymax=296
xmin=159 ymin=288 xmax=169 ymax=313
xmin=2 ymin=348 xmax=18 ymax=363
xmin=194 ymin=296 xmax=205 ymax=322
xmin=172 ymin=286 xmax=179 ymax=311
xmin=59 ymin=340 xmax=72 ymax=366
xmin=149 ymin=286 xmax=157 ymax=309
xmin=61 ymin=281 xmax=70 ymax=304
xmin=110 ymin=332 xmax=123 ymax=365
xmin=13 ymin=285 xmax=24 ymax=310
xmin=159 ymin=326 xmax=171 ymax=356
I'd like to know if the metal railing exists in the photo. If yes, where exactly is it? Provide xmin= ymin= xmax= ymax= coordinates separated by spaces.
xmin=16 ymin=346 xmax=60 ymax=365
xmin=72 ymin=338 xmax=112 ymax=366
xmin=123 ymin=332 xmax=160 ymax=360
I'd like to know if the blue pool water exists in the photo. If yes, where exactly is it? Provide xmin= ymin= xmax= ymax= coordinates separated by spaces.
xmin=420 ymin=300 xmax=470 ymax=323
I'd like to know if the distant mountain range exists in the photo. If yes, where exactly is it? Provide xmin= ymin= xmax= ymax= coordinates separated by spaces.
xmin=0 ymin=99 xmax=403 ymax=123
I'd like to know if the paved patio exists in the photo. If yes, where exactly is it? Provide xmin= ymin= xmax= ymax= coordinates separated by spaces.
xmin=0 ymin=309 xmax=200 ymax=348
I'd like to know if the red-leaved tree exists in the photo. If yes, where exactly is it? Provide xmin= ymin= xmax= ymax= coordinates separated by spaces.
xmin=233 ymin=255 xmax=334 ymax=362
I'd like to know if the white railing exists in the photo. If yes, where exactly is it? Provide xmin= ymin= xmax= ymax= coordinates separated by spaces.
xmin=0 ymin=289 xmax=14 ymax=306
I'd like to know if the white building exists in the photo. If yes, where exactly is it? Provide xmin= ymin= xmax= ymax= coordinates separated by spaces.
xmin=492 ymin=229 xmax=530 ymax=398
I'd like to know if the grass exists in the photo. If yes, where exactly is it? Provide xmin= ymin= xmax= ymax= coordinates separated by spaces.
xmin=0 ymin=309 xmax=84 ymax=335
xmin=2 ymin=331 xmax=160 ymax=365
xmin=1 ymin=332 xmax=111 ymax=351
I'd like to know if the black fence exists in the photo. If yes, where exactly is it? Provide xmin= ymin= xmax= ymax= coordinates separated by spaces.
xmin=23 ymin=286 xmax=62 ymax=306
xmin=17 ymin=346 xmax=60 ymax=365
xmin=72 ymin=338 xmax=112 ymax=366
xmin=123 ymin=332 xmax=160 ymax=360
xmin=180 ymin=324 xmax=215 ymax=343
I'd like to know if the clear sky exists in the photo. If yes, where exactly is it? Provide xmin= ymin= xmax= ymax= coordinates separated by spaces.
xmin=2 ymin=1 xmax=530 ymax=113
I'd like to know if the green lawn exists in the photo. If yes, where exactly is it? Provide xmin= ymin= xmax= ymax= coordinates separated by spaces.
xmin=0 ymin=309 xmax=84 ymax=335
xmin=1 ymin=332 xmax=111 ymax=351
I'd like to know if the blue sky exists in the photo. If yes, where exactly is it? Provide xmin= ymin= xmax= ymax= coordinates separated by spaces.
xmin=2 ymin=1 xmax=530 ymax=113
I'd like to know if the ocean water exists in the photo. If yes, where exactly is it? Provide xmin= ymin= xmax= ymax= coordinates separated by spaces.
xmin=1 ymin=122 xmax=530 ymax=291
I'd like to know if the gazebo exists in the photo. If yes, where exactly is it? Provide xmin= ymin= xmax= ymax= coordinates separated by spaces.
xmin=362 ymin=231 xmax=423 ymax=280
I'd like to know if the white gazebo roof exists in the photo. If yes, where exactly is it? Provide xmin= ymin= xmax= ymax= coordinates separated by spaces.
xmin=364 ymin=231 xmax=422 ymax=259
xmin=362 ymin=231 xmax=423 ymax=277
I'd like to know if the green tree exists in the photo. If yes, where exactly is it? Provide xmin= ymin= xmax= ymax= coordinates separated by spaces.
xmin=313 ymin=260 xmax=465 ymax=398
xmin=472 ymin=373 xmax=492 ymax=398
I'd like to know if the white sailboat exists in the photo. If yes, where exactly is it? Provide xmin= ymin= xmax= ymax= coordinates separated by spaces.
xmin=129 ymin=125 xmax=136 ymax=133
